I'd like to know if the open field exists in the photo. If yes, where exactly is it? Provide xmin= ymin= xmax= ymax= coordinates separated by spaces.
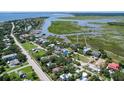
xmin=48 ymin=21 xmax=89 ymax=34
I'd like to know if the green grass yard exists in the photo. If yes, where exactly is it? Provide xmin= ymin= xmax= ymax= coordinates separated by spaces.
xmin=8 ymin=66 xmax=39 ymax=81
xmin=5 ymin=62 xmax=28 ymax=72
xmin=74 ymin=53 xmax=89 ymax=63
xmin=18 ymin=66 xmax=39 ymax=80
xmin=9 ymin=72 xmax=20 ymax=80
xmin=32 ymin=49 xmax=46 ymax=58
xmin=22 ymin=41 xmax=37 ymax=51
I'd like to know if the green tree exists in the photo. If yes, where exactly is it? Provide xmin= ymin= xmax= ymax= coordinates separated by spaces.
xmin=112 ymin=71 xmax=124 ymax=81
xmin=0 ymin=60 xmax=6 ymax=66
xmin=17 ymin=53 xmax=27 ymax=62
xmin=1 ymin=73 xmax=10 ymax=81
xmin=99 ymin=49 xmax=108 ymax=58
xmin=100 ymin=68 xmax=110 ymax=78
xmin=0 ymin=66 xmax=5 ymax=74
xmin=31 ymin=72 xmax=37 ymax=80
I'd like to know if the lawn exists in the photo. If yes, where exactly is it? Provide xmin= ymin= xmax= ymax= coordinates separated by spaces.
xmin=48 ymin=21 xmax=88 ymax=34
xmin=19 ymin=66 xmax=32 ymax=72
xmin=32 ymin=50 xmax=46 ymax=58
xmin=8 ymin=66 xmax=39 ymax=81
xmin=9 ymin=72 xmax=20 ymax=80
xmin=74 ymin=53 xmax=89 ymax=63
xmin=5 ymin=62 xmax=28 ymax=72
xmin=18 ymin=66 xmax=38 ymax=80
xmin=22 ymin=41 xmax=37 ymax=51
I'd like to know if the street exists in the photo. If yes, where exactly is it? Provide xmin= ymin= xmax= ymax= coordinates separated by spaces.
xmin=10 ymin=22 xmax=51 ymax=81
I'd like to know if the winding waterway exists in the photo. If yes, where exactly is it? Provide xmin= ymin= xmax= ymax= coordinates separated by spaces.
xmin=41 ymin=13 xmax=120 ymax=42
xmin=0 ymin=12 xmax=121 ymax=42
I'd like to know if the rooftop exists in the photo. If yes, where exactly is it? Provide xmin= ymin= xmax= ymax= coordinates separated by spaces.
xmin=2 ymin=53 xmax=17 ymax=60
xmin=108 ymin=63 xmax=120 ymax=70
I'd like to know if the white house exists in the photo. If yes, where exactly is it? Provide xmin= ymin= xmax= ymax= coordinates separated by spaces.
xmin=83 ymin=47 xmax=91 ymax=54
xmin=8 ymin=59 xmax=20 ymax=66
xmin=2 ymin=53 xmax=17 ymax=61
xmin=88 ymin=64 xmax=101 ymax=72
xmin=80 ymin=72 xmax=88 ymax=81
xmin=59 ymin=73 xmax=72 ymax=81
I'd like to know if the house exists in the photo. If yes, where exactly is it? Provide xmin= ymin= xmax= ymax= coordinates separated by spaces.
xmin=59 ymin=73 xmax=72 ymax=81
xmin=3 ymin=38 xmax=10 ymax=42
xmin=8 ymin=59 xmax=20 ymax=66
xmin=75 ymin=69 xmax=81 ymax=73
xmin=92 ymin=51 xmax=101 ymax=60
xmin=6 ymin=43 xmax=11 ymax=46
xmin=88 ymin=64 xmax=101 ymax=72
xmin=82 ymin=72 xmax=88 ymax=78
xmin=56 ymin=41 xmax=61 ymax=45
xmin=2 ymin=53 xmax=17 ymax=61
xmin=81 ymin=77 xmax=88 ymax=81
xmin=36 ymin=38 xmax=48 ymax=44
xmin=46 ymin=62 xmax=52 ymax=67
xmin=30 ymin=30 xmax=41 ymax=35
xmin=54 ymin=46 xmax=62 ymax=54
xmin=107 ymin=63 xmax=120 ymax=70
xmin=25 ymin=25 xmax=32 ymax=31
xmin=32 ymin=48 xmax=41 ymax=53
xmin=55 ymin=46 xmax=62 ymax=51
xmin=80 ymin=72 xmax=88 ymax=81
xmin=52 ymin=67 xmax=63 ymax=73
xmin=48 ymin=44 xmax=55 ymax=47
xmin=83 ymin=47 xmax=91 ymax=54
xmin=63 ymin=49 xmax=69 ymax=56
xmin=18 ymin=71 xmax=27 ymax=78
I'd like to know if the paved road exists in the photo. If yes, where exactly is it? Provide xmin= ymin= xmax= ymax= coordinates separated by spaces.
xmin=10 ymin=22 xmax=50 ymax=81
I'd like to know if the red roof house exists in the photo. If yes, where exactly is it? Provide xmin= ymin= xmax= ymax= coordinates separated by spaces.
xmin=108 ymin=63 xmax=120 ymax=70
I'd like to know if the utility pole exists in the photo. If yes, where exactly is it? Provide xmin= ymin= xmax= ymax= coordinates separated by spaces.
xmin=77 ymin=33 xmax=79 ymax=44
xmin=84 ymin=33 xmax=88 ymax=47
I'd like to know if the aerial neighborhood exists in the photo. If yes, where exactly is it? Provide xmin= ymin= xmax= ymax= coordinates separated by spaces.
xmin=0 ymin=13 xmax=124 ymax=81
